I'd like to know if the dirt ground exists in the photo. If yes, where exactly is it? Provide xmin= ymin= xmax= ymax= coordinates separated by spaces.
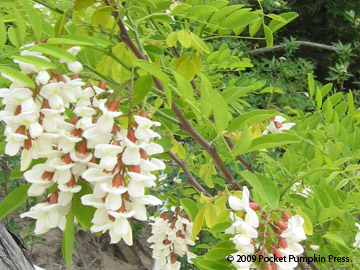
xmin=10 ymin=214 xmax=154 ymax=270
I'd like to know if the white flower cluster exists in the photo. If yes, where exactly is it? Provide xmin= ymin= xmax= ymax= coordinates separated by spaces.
xmin=80 ymin=115 xmax=165 ymax=245
xmin=273 ymin=214 xmax=307 ymax=270
xmin=227 ymin=187 xmax=259 ymax=270
xmin=0 ymin=44 xmax=165 ymax=244
xmin=148 ymin=207 xmax=196 ymax=270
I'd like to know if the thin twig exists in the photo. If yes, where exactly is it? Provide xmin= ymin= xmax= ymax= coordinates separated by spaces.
xmin=225 ymin=137 xmax=254 ymax=173
xmin=248 ymin=41 xmax=340 ymax=56
xmin=167 ymin=151 xmax=211 ymax=196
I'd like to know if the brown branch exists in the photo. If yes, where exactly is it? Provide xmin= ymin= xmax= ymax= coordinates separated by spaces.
xmin=248 ymin=41 xmax=340 ymax=56
xmin=303 ymin=249 xmax=320 ymax=270
xmin=167 ymin=151 xmax=211 ymax=196
xmin=225 ymin=137 xmax=254 ymax=173
xmin=105 ymin=1 xmax=241 ymax=190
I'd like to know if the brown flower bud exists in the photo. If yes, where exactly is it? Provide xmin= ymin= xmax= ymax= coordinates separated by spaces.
xmin=14 ymin=105 xmax=22 ymax=115
xmin=49 ymin=192 xmax=58 ymax=204
xmin=278 ymin=238 xmax=288 ymax=249
xmin=278 ymin=221 xmax=288 ymax=230
xmin=274 ymin=249 xmax=282 ymax=259
xmin=249 ymin=202 xmax=259 ymax=211
xmin=127 ymin=129 xmax=136 ymax=142
xmin=129 ymin=165 xmax=140 ymax=173
xmin=77 ymin=140 xmax=88 ymax=154
xmin=274 ymin=121 xmax=282 ymax=129
xmin=15 ymin=125 xmax=26 ymax=135
xmin=98 ymin=80 xmax=106 ymax=90
xmin=170 ymin=254 xmax=177 ymax=264
xmin=108 ymin=98 xmax=120 ymax=112
xmin=24 ymin=138 xmax=32 ymax=150
xmin=63 ymin=153 xmax=73 ymax=164
xmin=139 ymin=110 xmax=148 ymax=118
xmin=140 ymin=149 xmax=148 ymax=160
xmin=112 ymin=174 xmax=124 ymax=188
xmin=41 ymin=171 xmax=54 ymax=181
xmin=66 ymin=175 xmax=76 ymax=188
xmin=282 ymin=211 xmax=291 ymax=222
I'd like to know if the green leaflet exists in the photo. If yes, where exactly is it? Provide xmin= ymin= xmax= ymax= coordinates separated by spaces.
xmin=62 ymin=204 xmax=75 ymax=267
xmin=0 ymin=184 xmax=30 ymax=219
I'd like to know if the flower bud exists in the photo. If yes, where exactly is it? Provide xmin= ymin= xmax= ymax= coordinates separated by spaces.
xmin=112 ymin=174 xmax=124 ymax=188
xmin=41 ymin=99 xmax=51 ymax=109
xmin=49 ymin=192 xmax=58 ymax=204
xmin=122 ymin=191 xmax=130 ymax=201
xmin=77 ymin=140 xmax=88 ymax=154
xmin=140 ymin=149 xmax=148 ymax=160
xmin=249 ymin=202 xmax=259 ymax=211
xmin=66 ymin=175 xmax=76 ymax=188
xmin=127 ymin=129 xmax=136 ymax=142
xmin=278 ymin=221 xmax=288 ymax=230
xmin=98 ymin=80 xmax=106 ymax=90
xmin=160 ymin=213 xmax=170 ymax=220
xmin=41 ymin=171 xmax=54 ymax=181
xmin=14 ymin=105 xmax=22 ymax=115
xmin=72 ymin=74 xmax=79 ymax=80
xmin=111 ymin=123 xmax=120 ymax=134
xmin=139 ymin=110 xmax=148 ymax=118
xmin=63 ymin=153 xmax=73 ymax=164
xmin=24 ymin=138 xmax=32 ymax=150
xmin=274 ymin=121 xmax=282 ymax=129
xmin=274 ymin=249 xmax=282 ymax=259
xmin=282 ymin=211 xmax=291 ymax=222
xmin=129 ymin=165 xmax=140 ymax=173
xmin=71 ymin=128 xmax=82 ymax=137
xmin=108 ymin=98 xmax=120 ymax=112
xmin=278 ymin=238 xmax=288 ymax=249
xmin=69 ymin=117 xmax=79 ymax=125
xmin=15 ymin=125 xmax=26 ymax=135
xmin=170 ymin=254 xmax=177 ymax=264
xmin=163 ymin=239 xmax=171 ymax=245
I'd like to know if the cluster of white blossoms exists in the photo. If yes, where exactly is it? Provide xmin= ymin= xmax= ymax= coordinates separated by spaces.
xmin=271 ymin=213 xmax=307 ymax=270
xmin=227 ymin=187 xmax=260 ymax=270
xmin=263 ymin=116 xmax=295 ymax=135
xmin=147 ymin=207 xmax=196 ymax=270
xmin=0 ymin=43 xmax=165 ymax=244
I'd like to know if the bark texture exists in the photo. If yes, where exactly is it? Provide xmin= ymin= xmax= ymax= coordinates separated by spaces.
xmin=0 ymin=221 xmax=34 ymax=270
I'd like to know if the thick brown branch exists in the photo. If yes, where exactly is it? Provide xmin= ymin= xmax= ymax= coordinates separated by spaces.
xmin=248 ymin=41 xmax=340 ymax=56
xmin=167 ymin=151 xmax=211 ymax=196
xmin=105 ymin=1 xmax=240 ymax=190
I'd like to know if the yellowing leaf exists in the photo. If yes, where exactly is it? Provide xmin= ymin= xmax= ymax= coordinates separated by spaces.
xmin=190 ymin=32 xmax=210 ymax=53
xmin=178 ymin=30 xmax=192 ymax=48
xmin=200 ymin=192 xmax=215 ymax=203
xmin=166 ymin=32 xmax=178 ymax=47
xmin=192 ymin=205 xmax=205 ymax=241
xmin=296 ymin=208 xmax=313 ymax=235
xmin=205 ymin=203 xmax=217 ymax=228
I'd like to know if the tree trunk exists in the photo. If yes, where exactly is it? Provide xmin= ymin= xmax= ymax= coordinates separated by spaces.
xmin=0 ymin=221 xmax=34 ymax=270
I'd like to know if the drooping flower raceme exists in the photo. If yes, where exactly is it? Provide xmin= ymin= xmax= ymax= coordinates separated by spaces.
xmin=1 ymin=43 xmax=165 ymax=247
xmin=147 ymin=207 xmax=196 ymax=270
xmin=227 ymin=187 xmax=259 ymax=270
